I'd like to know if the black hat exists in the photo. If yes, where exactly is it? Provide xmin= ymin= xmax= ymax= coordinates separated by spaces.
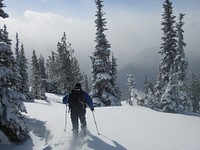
xmin=75 ymin=83 xmax=82 ymax=89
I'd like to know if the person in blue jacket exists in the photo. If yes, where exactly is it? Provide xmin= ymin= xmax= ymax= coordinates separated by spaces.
xmin=63 ymin=83 xmax=94 ymax=137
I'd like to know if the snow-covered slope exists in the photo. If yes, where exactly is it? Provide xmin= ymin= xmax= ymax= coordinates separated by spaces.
xmin=1 ymin=93 xmax=200 ymax=150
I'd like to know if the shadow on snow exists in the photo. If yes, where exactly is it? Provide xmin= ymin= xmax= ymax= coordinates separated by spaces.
xmin=87 ymin=131 xmax=127 ymax=150
xmin=25 ymin=117 xmax=53 ymax=145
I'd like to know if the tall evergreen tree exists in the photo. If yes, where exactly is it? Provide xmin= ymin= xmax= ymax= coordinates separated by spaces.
xmin=141 ymin=76 xmax=155 ymax=107
xmin=38 ymin=55 xmax=47 ymax=100
xmin=38 ymin=55 xmax=47 ymax=79
xmin=0 ymin=42 xmax=29 ymax=143
xmin=90 ymin=0 xmax=120 ymax=106
xmin=154 ymin=0 xmax=177 ymax=110
xmin=46 ymin=51 xmax=59 ymax=93
xmin=111 ymin=53 xmax=121 ymax=104
xmin=31 ymin=50 xmax=40 ymax=99
xmin=0 ymin=0 xmax=8 ymax=19
xmin=83 ymin=74 xmax=90 ymax=93
xmin=2 ymin=24 xmax=11 ymax=45
xmin=126 ymin=74 xmax=136 ymax=105
xmin=187 ymin=74 xmax=200 ymax=113
xmin=56 ymin=32 xmax=77 ymax=93
xmin=161 ymin=13 xmax=192 ymax=113
xmin=173 ymin=13 xmax=191 ymax=112
xmin=14 ymin=34 xmax=33 ymax=101
xmin=31 ymin=51 xmax=47 ymax=100
xmin=0 ymin=1 xmax=29 ymax=143
xmin=19 ymin=43 xmax=32 ymax=100
xmin=15 ymin=33 xmax=20 ymax=63
xmin=14 ymin=33 xmax=21 ymax=91
xmin=46 ymin=32 xmax=83 ymax=94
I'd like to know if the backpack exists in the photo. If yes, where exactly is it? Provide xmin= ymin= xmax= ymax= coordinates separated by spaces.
xmin=68 ymin=90 xmax=86 ymax=110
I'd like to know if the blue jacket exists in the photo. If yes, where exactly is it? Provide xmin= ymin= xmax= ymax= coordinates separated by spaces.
xmin=62 ymin=91 xmax=94 ymax=111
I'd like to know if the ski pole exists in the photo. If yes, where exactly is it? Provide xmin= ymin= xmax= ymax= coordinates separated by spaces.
xmin=92 ymin=111 xmax=100 ymax=135
xmin=64 ymin=104 xmax=68 ymax=132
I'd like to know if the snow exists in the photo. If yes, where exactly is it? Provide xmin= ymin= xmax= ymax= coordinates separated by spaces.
xmin=1 ymin=93 xmax=200 ymax=150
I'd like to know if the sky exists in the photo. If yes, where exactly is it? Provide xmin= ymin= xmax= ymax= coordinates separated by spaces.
xmin=0 ymin=0 xmax=200 ymax=75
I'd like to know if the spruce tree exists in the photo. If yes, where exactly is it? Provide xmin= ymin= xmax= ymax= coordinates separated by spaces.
xmin=14 ymin=34 xmax=33 ymax=101
xmin=57 ymin=32 xmax=73 ymax=93
xmin=0 ymin=40 xmax=29 ymax=144
xmin=71 ymin=57 xmax=83 ymax=85
xmin=19 ymin=43 xmax=33 ymax=101
xmin=38 ymin=55 xmax=47 ymax=100
xmin=161 ymin=13 xmax=193 ymax=113
xmin=126 ymin=74 xmax=136 ymax=106
xmin=90 ymin=0 xmax=120 ymax=106
xmin=14 ymin=33 xmax=21 ymax=91
xmin=38 ymin=55 xmax=46 ymax=79
xmin=0 ymin=1 xmax=29 ymax=143
xmin=31 ymin=51 xmax=47 ymax=100
xmin=15 ymin=33 xmax=20 ymax=60
xmin=31 ymin=50 xmax=40 ymax=99
xmin=111 ymin=53 xmax=121 ymax=104
xmin=46 ymin=51 xmax=59 ymax=93
xmin=143 ymin=76 xmax=149 ymax=95
xmin=141 ymin=76 xmax=155 ymax=107
xmin=187 ymin=74 xmax=200 ymax=113
xmin=154 ymin=0 xmax=177 ymax=111
xmin=0 ymin=0 xmax=8 ymax=19
xmin=2 ymin=24 xmax=11 ymax=45
xmin=174 ymin=13 xmax=191 ymax=112
xmin=46 ymin=32 xmax=83 ymax=94
xmin=83 ymin=74 xmax=90 ymax=93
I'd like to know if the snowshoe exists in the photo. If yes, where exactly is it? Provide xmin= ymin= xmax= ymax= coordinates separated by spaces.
xmin=72 ymin=129 xmax=78 ymax=139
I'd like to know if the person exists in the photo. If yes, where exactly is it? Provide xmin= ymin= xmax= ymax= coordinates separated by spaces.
xmin=62 ymin=83 xmax=94 ymax=137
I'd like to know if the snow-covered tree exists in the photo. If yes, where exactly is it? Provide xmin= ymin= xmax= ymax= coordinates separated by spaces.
xmin=154 ymin=0 xmax=177 ymax=111
xmin=0 ymin=41 xmax=29 ymax=144
xmin=31 ymin=50 xmax=40 ymax=99
xmin=154 ymin=2 xmax=191 ymax=113
xmin=56 ymin=32 xmax=74 ymax=93
xmin=38 ymin=55 xmax=46 ymax=79
xmin=90 ymin=0 xmax=121 ymax=107
xmin=187 ymin=74 xmax=200 ymax=113
xmin=38 ymin=55 xmax=47 ymax=100
xmin=14 ymin=34 xmax=33 ymax=101
xmin=1 ymin=24 xmax=11 ymax=45
xmin=13 ymin=33 xmax=21 ymax=91
xmin=0 ymin=0 xmax=8 ymax=19
xmin=31 ymin=50 xmax=46 ymax=100
xmin=19 ymin=43 xmax=33 ymax=101
xmin=161 ymin=13 xmax=192 ymax=113
xmin=15 ymin=33 xmax=20 ymax=60
xmin=82 ymin=74 xmax=90 ymax=93
xmin=111 ymin=54 xmax=121 ymax=104
xmin=0 ymin=13 xmax=29 ymax=144
xmin=172 ymin=13 xmax=191 ymax=112
xmin=143 ymin=76 xmax=149 ymax=95
xmin=71 ymin=57 xmax=84 ymax=85
xmin=46 ymin=51 xmax=59 ymax=93
xmin=46 ymin=32 xmax=83 ymax=94
xmin=127 ymin=74 xmax=137 ymax=106
xmin=0 ymin=2 xmax=29 ymax=143
xmin=140 ymin=76 xmax=155 ymax=107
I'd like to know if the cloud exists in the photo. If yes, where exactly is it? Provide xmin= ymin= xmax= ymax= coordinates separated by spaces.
xmin=0 ymin=3 xmax=199 ymax=75
xmin=39 ymin=0 xmax=47 ymax=2
xmin=0 ymin=10 xmax=95 ymax=63
xmin=105 ymin=9 xmax=162 ymax=65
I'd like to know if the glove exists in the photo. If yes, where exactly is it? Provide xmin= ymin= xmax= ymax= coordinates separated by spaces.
xmin=91 ymin=108 xmax=94 ymax=111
